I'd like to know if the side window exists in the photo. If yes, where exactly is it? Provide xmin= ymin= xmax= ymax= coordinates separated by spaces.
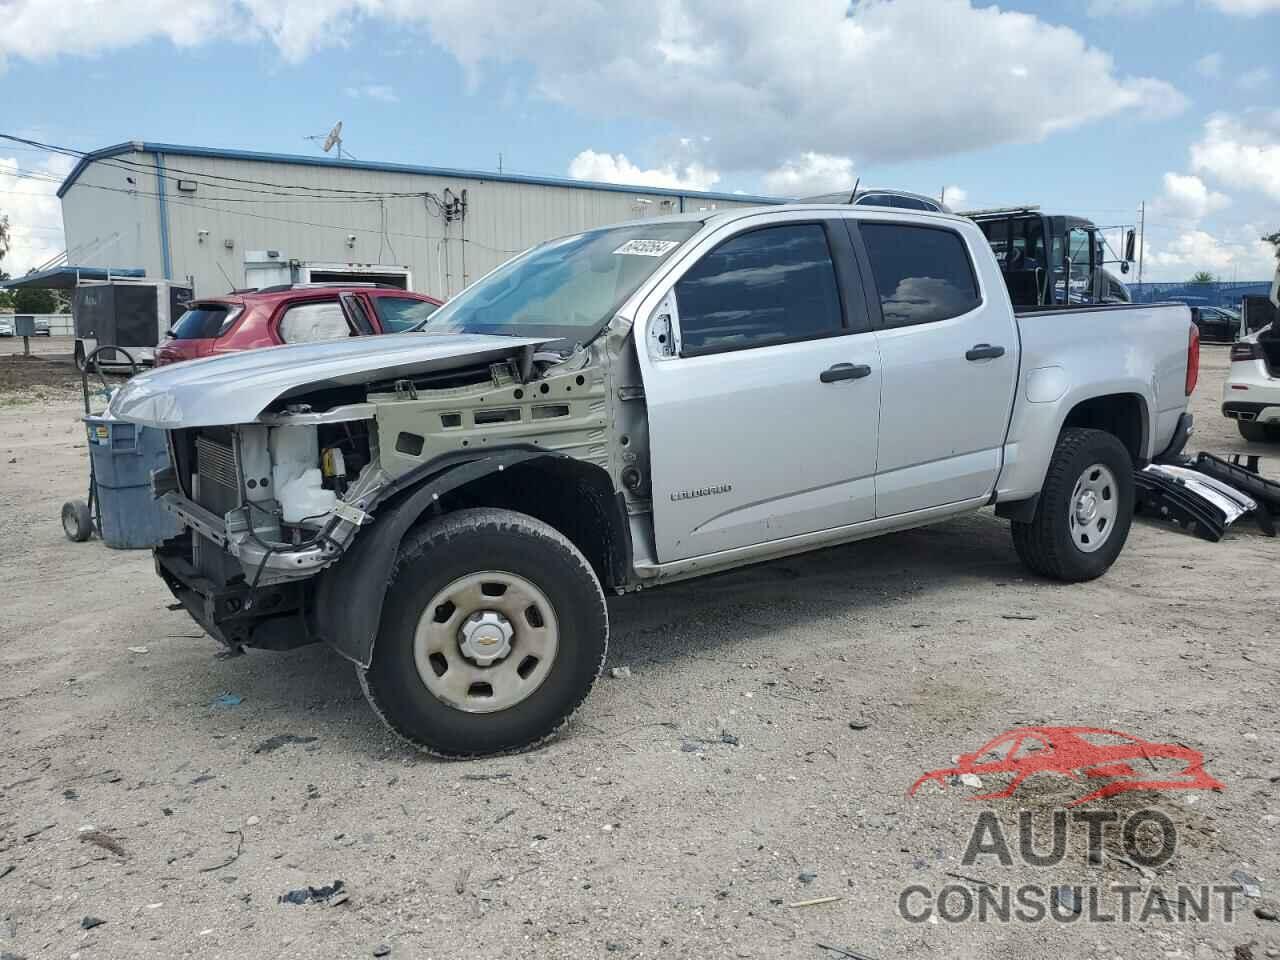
xmin=892 ymin=196 xmax=931 ymax=211
xmin=860 ymin=223 xmax=982 ymax=328
xmin=675 ymin=224 xmax=843 ymax=356
xmin=278 ymin=301 xmax=351 ymax=343
xmin=856 ymin=193 xmax=895 ymax=208
xmin=375 ymin=296 xmax=441 ymax=333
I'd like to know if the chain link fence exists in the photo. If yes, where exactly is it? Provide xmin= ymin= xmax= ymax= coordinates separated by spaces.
xmin=1127 ymin=281 xmax=1273 ymax=308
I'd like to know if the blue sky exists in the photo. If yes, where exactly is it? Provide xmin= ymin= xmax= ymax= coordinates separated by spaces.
xmin=1 ymin=0 xmax=1277 ymax=280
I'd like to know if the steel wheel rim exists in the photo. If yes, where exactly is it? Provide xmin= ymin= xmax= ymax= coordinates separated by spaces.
xmin=413 ymin=571 xmax=559 ymax=714
xmin=1069 ymin=462 xmax=1119 ymax=553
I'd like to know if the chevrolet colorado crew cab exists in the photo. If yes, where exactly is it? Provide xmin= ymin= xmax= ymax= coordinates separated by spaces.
xmin=110 ymin=204 xmax=1198 ymax=757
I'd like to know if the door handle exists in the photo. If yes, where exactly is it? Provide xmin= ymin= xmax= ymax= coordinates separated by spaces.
xmin=820 ymin=363 xmax=872 ymax=383
xmin=965 ymin=343 xmax=1006 ymax=361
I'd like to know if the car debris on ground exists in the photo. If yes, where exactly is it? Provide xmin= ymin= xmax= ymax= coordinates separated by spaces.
xmin=278 ymin=880 xmax=345 ymax=906
xmin=1137 ymin=454 xmax=1278 ymax=540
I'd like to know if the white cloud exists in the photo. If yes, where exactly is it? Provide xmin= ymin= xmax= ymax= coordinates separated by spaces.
xmin=1190 ymin=112 xmax=1280 ymax=201
xmin=1204 ymin=0 xmax=1280 ymax=12
xmin=1086 ymin=0 xmax=1176 ymax=16
xmin=1236 ymin=67 xmax=1272 ymax=90
xmin=1152 ymin=172 xmax=1230 ymax=221
xmin=1143 ymin=228 xmax=1276 ymax=281
xmin=417 ymin=0 xmax=1187 ymax=171
xmin=0 ymin=0 xmax=230 ymax=66
xmin=567 ymin=150 xmax=720 ymax=192
xmin=0 ymin=0 xmax=1187 ymax=173
xmin=344 ymin=83 xmax=399 ymax=102
xmin=1195 ymin=52 xmax=1223 ymax=78
xmin=942 ymin=185 xmax=968 ymax=209
xmin=761 ymin=153 xmax=855 ymax=197
xmin=0 ymin=152 xmax=75 ymax=277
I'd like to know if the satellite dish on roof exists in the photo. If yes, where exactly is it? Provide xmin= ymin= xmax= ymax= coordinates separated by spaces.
xmin=322 ymin=121 xmax=343 ymax=154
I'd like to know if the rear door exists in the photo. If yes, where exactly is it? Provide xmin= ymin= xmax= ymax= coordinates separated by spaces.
xmin=639 ymin=215 xmax=882 ymax=562
xmin=855 ymin=218 xmax=1019 ymax=517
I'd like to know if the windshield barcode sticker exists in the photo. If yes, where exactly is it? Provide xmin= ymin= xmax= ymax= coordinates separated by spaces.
xmin=613 ymin=239 xmax=679 ymax=257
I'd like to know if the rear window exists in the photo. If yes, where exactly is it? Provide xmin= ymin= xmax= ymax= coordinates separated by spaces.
xmin=170 ymin=305 xmax=236 ymax=340
xmin=860 ymin=223 xmax=981 ymax=328
xmin=278 ymin=301 xmax=351 ymax=343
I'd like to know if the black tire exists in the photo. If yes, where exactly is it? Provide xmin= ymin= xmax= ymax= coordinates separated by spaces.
xmin=1011 ymin=428 xmax=1134 ymax=582
xmin=359 ymin=507 xmax=608 ymax=758
xmin=62 ymin=499 xmax=93 ymax=542
xmin=1238 ymin=420 xmax=1280 ymax=443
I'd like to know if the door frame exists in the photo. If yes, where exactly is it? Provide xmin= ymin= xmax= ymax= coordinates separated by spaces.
xmin=630 ymin=208 xmax=885 ymax=563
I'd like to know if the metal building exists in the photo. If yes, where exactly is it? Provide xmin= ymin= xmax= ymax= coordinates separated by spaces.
xmin=56 ymin=142 xmax=777 ymax=299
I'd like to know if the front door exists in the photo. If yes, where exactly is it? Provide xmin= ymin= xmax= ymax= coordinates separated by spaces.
xmin=640 ymin=218 xmax=882 ymax=562
xmin=855 ymin=219 xmax=1019 ymax=517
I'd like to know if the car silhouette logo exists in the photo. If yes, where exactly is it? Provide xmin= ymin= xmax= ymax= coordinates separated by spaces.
xmin=909 ymin=726 xmax=1224 ymax=807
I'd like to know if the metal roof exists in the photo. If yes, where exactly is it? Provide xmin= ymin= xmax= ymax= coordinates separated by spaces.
xmin=0 ymin=265 xmax=146 ymax=289
xmin=57 ymin=141 xmax=783 ymax=206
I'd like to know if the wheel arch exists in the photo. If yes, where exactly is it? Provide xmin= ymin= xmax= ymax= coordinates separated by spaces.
xmin=996 ymin=389 xmax=1150 ymax=516
xmin=1058 ymin=392 xmax=1149 ymax=465
xmin=310 ymin=446 xmax=629 ymax=667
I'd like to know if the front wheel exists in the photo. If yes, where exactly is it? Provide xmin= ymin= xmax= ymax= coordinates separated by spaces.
xmin=1011 ymin=428 xmax=1134 ymax=582
xmin=359 ymin=507 xmax=608 ymax=758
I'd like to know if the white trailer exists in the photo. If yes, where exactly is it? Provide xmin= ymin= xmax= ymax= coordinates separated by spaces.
xmin=244 ymin=251 xmax=412 ymax=292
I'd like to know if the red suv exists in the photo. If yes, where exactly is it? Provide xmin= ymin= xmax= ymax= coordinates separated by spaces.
xmin=155 ymin=285 xmax=444 ymax=366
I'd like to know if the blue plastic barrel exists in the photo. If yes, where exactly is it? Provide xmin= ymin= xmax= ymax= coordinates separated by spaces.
xmin=85 ymin=415 xmax=182 ymax=549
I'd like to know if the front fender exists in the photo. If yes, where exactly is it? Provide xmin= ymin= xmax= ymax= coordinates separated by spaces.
xmin=309 ymin=446 xmax=560 ymax=667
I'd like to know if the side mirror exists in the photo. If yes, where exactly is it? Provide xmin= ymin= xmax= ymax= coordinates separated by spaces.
xmin=1120 ymin=261 xmax=1130 ymax=275
xmin=1125 ymin=229 xmax=1137 ymax=262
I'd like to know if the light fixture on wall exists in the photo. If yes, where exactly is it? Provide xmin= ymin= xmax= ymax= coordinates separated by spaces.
xmin=224 ymin=238 xmax=235 ymax=250
xmin=346 ymin=234 xmax=357 ymax=248
xmin=197 ymin=229 xmax=210 ymax=243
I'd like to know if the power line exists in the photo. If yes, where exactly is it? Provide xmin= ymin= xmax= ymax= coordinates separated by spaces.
xmin=0 ymin=177 xmax=525 ymax=257
xmin=0 ymin=134 xmax=441 ymax=201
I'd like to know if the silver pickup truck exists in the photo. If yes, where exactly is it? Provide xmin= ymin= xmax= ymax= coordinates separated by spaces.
xmin=110 ymin=204 xmax=1198 ymax=757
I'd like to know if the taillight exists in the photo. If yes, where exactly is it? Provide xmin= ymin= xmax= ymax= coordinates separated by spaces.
xmin=1231 ymin=342 xmax=1263 ymax=362
xmin=1186 ymin=323 xmax=1199 ymax=396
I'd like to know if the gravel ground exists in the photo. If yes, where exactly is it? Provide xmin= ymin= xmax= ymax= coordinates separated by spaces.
xmin=0 ymin=346 xmax=1277 ymax=960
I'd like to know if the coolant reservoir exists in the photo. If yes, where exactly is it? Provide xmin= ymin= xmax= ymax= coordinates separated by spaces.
xmin=270 ymin=426 xmax=337 ymax=524
xmin=277 ymin=468 xmax=338 ymax=524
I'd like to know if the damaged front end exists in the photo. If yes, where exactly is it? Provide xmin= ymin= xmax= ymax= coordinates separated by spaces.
xmin=152 ymin=405 xmax=387 ymax=650
xmin=112 ymin=331 xmax=616 ymax=654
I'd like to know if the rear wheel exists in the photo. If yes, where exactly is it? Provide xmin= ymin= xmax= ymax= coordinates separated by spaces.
xmin=1238 ymin=420 xmax=1280 ymax=443
xmin=359 ymin=507 xmax=608 ymax=758
xmin=1012 ymin=428 xmax=1134 ymax=582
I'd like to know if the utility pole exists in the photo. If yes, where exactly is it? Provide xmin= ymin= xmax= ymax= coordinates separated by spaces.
xmin=1137 ymin=201 xmax=1145 ymax=287
xmin=498 ymin=152 xmax=503 ymax=174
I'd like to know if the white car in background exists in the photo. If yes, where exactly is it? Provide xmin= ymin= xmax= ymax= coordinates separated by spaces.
xmin=1224 ymin=326 xmax=1280 ymax=442
xmin=0 ymin=317 xmax=13 ymax=337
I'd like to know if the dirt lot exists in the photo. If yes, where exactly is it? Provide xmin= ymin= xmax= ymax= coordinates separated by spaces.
xmin=0 ymin=346 xmax=1277 ymax=960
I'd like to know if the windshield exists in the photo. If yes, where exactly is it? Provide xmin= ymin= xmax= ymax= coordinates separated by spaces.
xmin=410 ymin=220 xmax=701 ymax=345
